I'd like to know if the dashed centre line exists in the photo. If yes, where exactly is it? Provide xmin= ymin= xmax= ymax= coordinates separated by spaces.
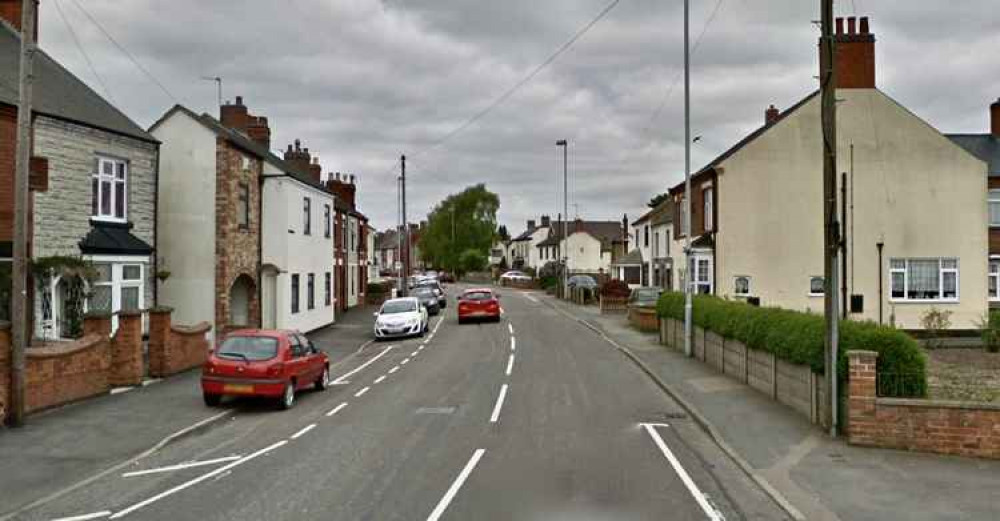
xmin=426 ymin=449 xmax=486 ymax=521
xmin=510 ymin=336 xmax=516 ymax=351
xmin=401 ymin=358 xmax=410 ymax=365
xmin=355 ymin=386 xmax=371 ymax=397
xmin=388 ymin=365 xmax=400 ymax=374
xmin=508 ymin=323 xmax=514 ymax=334
xmin=489 ymin=384 xmax=509 ymax=423
xmin=290 ymin=423 xmax=317 ymax=440
xmin=505 ymin=354 xmax=515 ymax=376
xmin=374 ymin=375 xmax=386 ymax=384
xmin=326 ymin=402 xmax=348 ymax=417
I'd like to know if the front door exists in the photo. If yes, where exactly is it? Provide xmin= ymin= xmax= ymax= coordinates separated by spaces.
xmin=261 ymin=271 xmax=277 ymax=329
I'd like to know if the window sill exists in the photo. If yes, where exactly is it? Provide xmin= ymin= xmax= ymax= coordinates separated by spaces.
xmin=808 ymin=293 xmax=824 ymax=298
xmin=888 ymin=299 xmax=960 ymax=304
xmin=91 ymin=216 xmax=127 ymax=224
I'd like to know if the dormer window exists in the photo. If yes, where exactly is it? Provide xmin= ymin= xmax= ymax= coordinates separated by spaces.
xmin=91 ymin=157 xmax=127 ymax=221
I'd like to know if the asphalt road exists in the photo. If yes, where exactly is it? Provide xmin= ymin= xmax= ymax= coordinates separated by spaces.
xmin=22 ymin=284 xmax=788 ymax=521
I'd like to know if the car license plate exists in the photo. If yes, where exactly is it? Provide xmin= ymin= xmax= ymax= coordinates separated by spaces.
xmin=223 ymin=384 xmax=253 ymax=394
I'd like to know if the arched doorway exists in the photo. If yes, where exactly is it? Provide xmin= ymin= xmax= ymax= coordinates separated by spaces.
xmin=229 ymin=275 xmax=255 ymax=327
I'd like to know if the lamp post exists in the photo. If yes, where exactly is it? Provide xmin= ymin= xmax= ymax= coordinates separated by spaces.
xmin=556 ymin=140 xmax=568 ymax=298
xmin=682 ymin=0 xmax=694 ymax=358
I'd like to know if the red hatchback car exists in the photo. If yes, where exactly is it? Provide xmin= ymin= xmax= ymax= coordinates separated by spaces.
xmin=457 ymin=288 xmax=502 ymax=324
xmin=201 ymin=330 xmax=329 ymax=410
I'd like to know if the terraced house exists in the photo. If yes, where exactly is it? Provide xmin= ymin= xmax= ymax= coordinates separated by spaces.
xmin=0 ymin=10 xmax=159 ymax=340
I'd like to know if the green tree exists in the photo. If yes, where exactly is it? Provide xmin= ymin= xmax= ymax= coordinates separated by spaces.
xmin=648 ymin=192 xmax=669 ymax=208
xmin=497 ymin=225 xmax=510 ymax=241
xmin=458 ymin=249 xmax=487 ymax=274
xmin=419 ymin=184 xmax=500 ymax=276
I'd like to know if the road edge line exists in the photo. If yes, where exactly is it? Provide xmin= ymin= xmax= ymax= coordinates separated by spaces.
xmin=540 ymin=297 xmax=805 ymax=521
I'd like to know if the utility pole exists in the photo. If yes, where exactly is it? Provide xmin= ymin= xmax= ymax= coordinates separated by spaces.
xmin=200 ymin=76 xmax=222 ymax=108
xmin=820 ymin=0 xmax=840 ymax=437
xmin=682 ymin=0 xmax=693 ymax=358
xmin=396 ymin=174 xmax=403 ymax=296
xmin=556 ymin=140 xmax=568 ymax=298
xmin=10 ymin=0 xmax=38 ymax=428
xmin=400 ymin=155 xmax=409 ymax=296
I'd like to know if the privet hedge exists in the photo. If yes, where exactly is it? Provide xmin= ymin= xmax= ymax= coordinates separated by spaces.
xmin=657 ymin=292 xmax=927 ymax=397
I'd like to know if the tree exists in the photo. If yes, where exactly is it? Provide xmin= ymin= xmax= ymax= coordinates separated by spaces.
xmin=647 ymin=192 xmax=670 ymax=208
xmin=497 ymin=225 xmax=510 ymax=241
xmin=458 ymin=249 xmax=487 ymax=275
xmin=419 ymin=184 xmax=500 ymax=275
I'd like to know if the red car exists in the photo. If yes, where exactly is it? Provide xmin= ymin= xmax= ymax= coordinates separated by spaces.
xmin=457 ymin=288 xmax=502 ymax=324
xmin=201 ymin=330 xmax=329 ymax=410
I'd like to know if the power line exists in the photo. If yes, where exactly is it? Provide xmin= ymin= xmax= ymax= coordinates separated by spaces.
xmin=53 ymin=0 xmax=115 ymax=103
xmin=67 ymin=0 xmax=177 ymax=103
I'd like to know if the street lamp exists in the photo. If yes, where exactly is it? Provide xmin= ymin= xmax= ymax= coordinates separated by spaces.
xmin=556 ymin=140 xmax=568 ymax=298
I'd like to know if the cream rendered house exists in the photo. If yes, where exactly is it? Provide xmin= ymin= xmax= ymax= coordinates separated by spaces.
xmin=673 ymin=17 xmax=988 ymax=329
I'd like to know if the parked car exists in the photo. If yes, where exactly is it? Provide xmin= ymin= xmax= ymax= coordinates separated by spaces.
xmin=373 ymin=297 xmax=429 ymax=339
xmin=439 ymin=272 xmax=456 ymax=283
xmin=499 ymin=270 xmax=532 ymax=285
xmin=412 ymin=286 xmax=441 ymax=315
xmin=201 ymin=330 xmax=329 ymax=410
xmin=457 ymin=288 xmax=502 ymax=323
xmin=415 ymin=279 xmax=447 ymax=308
xmin=567 ymin=275 xmax=598 ymax=289
xmin=628 ymin=287 xmax=662 ymax=308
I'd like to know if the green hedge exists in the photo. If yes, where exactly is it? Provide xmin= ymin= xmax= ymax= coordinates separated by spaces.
xmin=657 ymin=292 xmax=926 ymax=397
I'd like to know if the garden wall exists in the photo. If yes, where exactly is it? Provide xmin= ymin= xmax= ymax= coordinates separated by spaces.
xmin=148 ymin=308 xmax=212 ymax=378
xmin=599 ymin=296 xmax=627 ymax=314
xmin=628 ymin=307 xmax=658 ymax=332
xmin=848 ymin=350 xmax=1000 ymax=459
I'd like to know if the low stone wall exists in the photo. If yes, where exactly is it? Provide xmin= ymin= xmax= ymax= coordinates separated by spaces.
xmin=599 ymin=296 xmax=628 ymax=314
xmin=628 ymin=307 xmax=658 ymax=331
xmin=148 ymin=308 xmax=212 ymax=378
xmin=660 ymin=317 xmax=826 ymax=426
xmin=848 ymin=351 xmax=1000 ymax=459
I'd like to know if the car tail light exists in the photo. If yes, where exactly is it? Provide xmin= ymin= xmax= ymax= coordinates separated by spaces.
xmin=204 ymin=360 xmax=216 ymax=374
xmin=266 ymin=363 xmax=284 ymax=377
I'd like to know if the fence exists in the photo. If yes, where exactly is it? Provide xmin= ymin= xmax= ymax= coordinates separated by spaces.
xmin=628 ymin=307 xmax=658 ymax=332
xmin=599 ymin=296 xmax=628 ymax=314
xmin=660 ymin=317 xmax=828 ymax=426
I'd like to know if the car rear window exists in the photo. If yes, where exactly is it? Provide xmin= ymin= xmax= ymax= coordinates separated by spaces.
xmin=413 ymin=288 xmax=435 ymax=297
xmin=463 ymin=291 xmax=493 ymax=301
xmin=217 ymin=336 xmax=279 ymax=361
xmin=382 ymin=300 xmax=417 ymax=313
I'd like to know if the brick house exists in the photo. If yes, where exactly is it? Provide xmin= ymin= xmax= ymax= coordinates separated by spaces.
xmin=324 ymin=173 xmax=368 ymax=311
xmin=0 ymin=7 xmax=160 ymax=339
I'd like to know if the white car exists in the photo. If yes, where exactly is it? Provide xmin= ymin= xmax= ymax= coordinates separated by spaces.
xmin=499 ymin=270 xmax=532 ymax=284
xmin=373 ymin=297 xmax=429 ymax=339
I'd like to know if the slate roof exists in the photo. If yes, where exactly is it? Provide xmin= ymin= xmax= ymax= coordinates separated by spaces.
xmin=634 ymin=200 xmax=673 ymax=227
xmin=537 ymin=221 xmax=624 ymax=251
xmin=511 ymin=226 xmax=536 ymax=241
xmin=78 ymin=222 xmax=153 ymax=256
xmin=614 ymin=248 xmax=643 ymax=266
xmin=0 ymin=23 xmax=156 ymax=143
xmin=946 ymin=134 xmax=1000 ymax=177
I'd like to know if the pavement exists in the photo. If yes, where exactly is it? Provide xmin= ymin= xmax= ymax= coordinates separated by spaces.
xmin=543 ymin=293 xmax=1000 ymax=521
xmin=0 ymin=284 xmax=791 ymax=520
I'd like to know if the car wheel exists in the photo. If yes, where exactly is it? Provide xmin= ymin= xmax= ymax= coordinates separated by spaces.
xmin=280 ymin=381 xmax=296 ymax=410
xmin=458 ymin=317 xmax=465 ymax=325
xmin=203 ymin=393 xmax=222 ymax=407
xmin=315 ymin=366 xmax=329 ymax=391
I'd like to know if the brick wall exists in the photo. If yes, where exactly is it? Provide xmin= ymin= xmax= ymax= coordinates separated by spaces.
xmin=214 ymin=139 xmax=261 ymax=335
xmin=0 ymin=321 xmax=10 ymax=423
xmin=0 ymin=104 xmax=16 ymax=244
xmin=108 ymin=311 xmax=143 ymax=386
xmin=148 ymin=308 xmax=212 ymax=377
xmin=847 ymin=351 xmax=1000 ymax=459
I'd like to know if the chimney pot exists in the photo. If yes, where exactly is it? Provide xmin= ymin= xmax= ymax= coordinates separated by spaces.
xmin=295 ymin=139 xmax=301 ymax=151
xmin=350 ymin=175 xmax=356 ymax=184
xmin=991 ymin=98 xmax=1000 ymax=138
xmin=765 ymin=104 xmax=780 ymax=124
xmin=847 ymin=16 xmax=856 ymax=35
xmin=859 ymin=16 xmax=870 ymax=34
xmin=835 ymin=17 xmax=844 ymax=35
xmin=287 ymin=144 xmax=293 ymax=153
xmin=312 ymin=157 xmax=319 ymax=165
xmin=235 ymin=95 xmax=244 ymax=105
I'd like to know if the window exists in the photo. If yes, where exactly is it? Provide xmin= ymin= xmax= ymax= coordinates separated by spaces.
xmin=120 ymin=264 xmax=142 ymax=311
xmin=325 ymin=272 xmax=332 ymax=306
xmin=889 ymin=258 xmax=959 ymax=301
xmin=303 ymin=197 xmax=312 ymax=235
xmin=734 ymin=276 xmax=750 ymax=297
xmin=679 ymin=196 xmax=689 ymax=236
xmin=809 ymin=276 xmax=825 ymax=296
xmin=653 ymin=232 xmax=659 ymax=257
xmin=990 ymin=190 xmax=1000 ymax=227
xmin=238 ymin=183 xmax=249 ymax=230
xmin=291 ymin=274 xmax=300 ymax=313
xmin=324 ymin=204 xmax=331 ymax=238
xmin=990 ymin=259 xmax=1000 ymax=302
xmin=703 ymin=187 xmax=714 ymax=231
xmin=307 ymin=274 xmax=315 ymax=310
xmin=91 ymin=157 xmax=127 ymax=221
xmin=644 ymin=225 xmax=649 ymax=247
xmin=89 ymin=264 xmax=113 ymax=313
xmin=86 ymin=262 xmax=144 ymax=324
xmin=665 ymin=230 xmax=671 ymax=255
xmin=689 ymin=255 xmax=712 ymax=294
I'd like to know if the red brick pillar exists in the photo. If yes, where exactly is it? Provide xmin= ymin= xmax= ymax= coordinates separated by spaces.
xmin=109 ymin=311 xmax=144 ymax=386
xmin=0 ymin=321 xmax=10 ymax=424
xmin=83 ymin=313 xmax=112 ymax=338
xmin=147 ymin=308 xmax=172 ymax=378
xmin=847 ymin=350 xmax=878 ymax=445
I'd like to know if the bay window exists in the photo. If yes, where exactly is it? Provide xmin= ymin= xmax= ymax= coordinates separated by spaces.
xmin=92 ymin=157 xmax=127 ymax=221
xmin=890 ymin=258 xmax=959 ymax=302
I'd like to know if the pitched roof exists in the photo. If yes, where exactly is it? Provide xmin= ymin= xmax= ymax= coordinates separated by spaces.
xmin=78 ymin=222 xmax=153 ymax=256
xmin=537 ymin=221 xmax=624 ymax=250
xmin=634 ymin=200 xmax=673 ymax=227
xmin=946 ymin=134 xmax=1000 ymax=177
xmin=614 ymin=248 xmax=643 ymax=266
xmin=512 ymin=226 xmax=536 ymax=241
xmin=0 ymin=23 xmax=156 ymax=143
xmin=375 ymin=229 xmax=399 ymax=250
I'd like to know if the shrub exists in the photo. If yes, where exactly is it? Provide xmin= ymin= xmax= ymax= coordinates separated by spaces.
xmin=539 ymin=276 xmax=559 ymax=290
xmin=657 ymin=292 xmax=926 ymax=397
xmin=920 ymin=307 xmax=952 ymax=349
xmin=600 ymin=279 xmax=631 ymax=298
xmin=978 ymin=310 xmax=1000 ymax=354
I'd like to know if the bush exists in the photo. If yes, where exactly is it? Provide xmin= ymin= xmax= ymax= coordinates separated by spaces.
xmin=978 ymin=310 xmax=1000 ymax=353
xmin=600 ymin=279 xmax=631 ymax=299
xmin=539 ymin=276 xmax=559 ymax=290
xmin=657 ymin=292 xmax=927 ymax=397
xmin=920 ymin=307 xmax=952 ymax=349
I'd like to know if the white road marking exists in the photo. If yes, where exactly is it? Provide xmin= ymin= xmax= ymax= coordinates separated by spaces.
xmin=500 ymin=307 xmax=505 ymax=314
xmin=426 ymin=449 xmax=486 ymax=521
xmin=411 ymin=350 xmax=419 ymax=356
xmin=489 ymin=384 xmax=509 ymax=423
xmin=641 ymin=423 xmax=725 ymax=521
xmin=109 ymin=387 xmax=134 ymax=395
xmin=401 ymin=358 xmax=410 ymax=365
xmin=326 ymin=402 xmax=348 ymax=417
xmin=418 ymin=345 xmax=425 ymax=351
xmin=388 ymin=365 xmax=400 ymax=374
xmin=121 ymin=456 xmax=242 ymax=478
xmin=51 ymin=511 xmax=111 ymax=521
xmin=331 ymin=345 xmax=394 ymax=385
xmin=374 ymin=375 xmax=386 ymax=384
xmin=523 ymin=293 xmax=539 ymax=303
xmin=505 ymin=354 xmax=515 ymax=376
xmin=510 ymin=336 xmax=516 ymax=351
xmin=109 ymin=440 xmax=288 ymax=519
xmin=354 ymin=386 xmax=371 ymax=397
xmin=507 ymin=323 xmax=514 ymax=334
xmin=290 ymin=423 xmax=317 ymax=440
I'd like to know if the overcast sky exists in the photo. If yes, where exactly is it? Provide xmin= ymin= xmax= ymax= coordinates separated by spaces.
xmin=37 ymin=0 xmax=999 ymax=234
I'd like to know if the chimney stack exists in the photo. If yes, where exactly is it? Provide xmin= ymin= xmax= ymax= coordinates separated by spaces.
xmin=247 ymin=116 xmax=271 ymax=149
xmin=541 ymin=215 xmax=551 ymax=228
xmin=765 ymin=104 xmax=780 ymax=124
xmin=308 ymin=156 xmax=322 ymax=184
xmin=0 ymin=0 xmax=39 ymax=41
xmin=991 ymin=98 xmax=1000 ymax=138
xmin=830 ymin=16 xmax=876 ymax=89
xmin=622 ymin=214 xmax=629 ymax=252
xmin=527 ymin=219 xmax=536 ymax=230
xmin=574 ymin=218 xmax=583 ymax=233
xmin=220 ymin=96 xmax=249 ymax=132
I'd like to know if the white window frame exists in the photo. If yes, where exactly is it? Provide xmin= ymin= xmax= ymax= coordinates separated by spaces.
xmin=92 ymin=157 xmax=128 ymax=223
xmin=689 ymin=254 xmax=713 ymax=294
xmin=324 ymin=204 xmax=331 ymax=238
xmin=703 ymin=187 xmax=714 ymax=232
xmin=303 ymin=197 xmax=312 ymax=235
xmin=990 ymin=190 xmax=1000 ymax=228
xmin=733 ymin=275 xmax=751 ymax=297
xmin=889 ymin=257 xmax=960 ymax=303
xmin=84 ymin=256 xmax=147 ymax=334
xmin=809 ymin=276 xmax=825 ymax=297
xmin=990 ymin=256 xmax=1000 ymax=302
